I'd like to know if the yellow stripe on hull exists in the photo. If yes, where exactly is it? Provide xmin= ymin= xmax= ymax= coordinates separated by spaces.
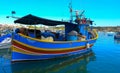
xmin=12 ymin=46 xmax=39 ymax=55
xmin=13 ymin=40 xmax=88 ymax=51
xmin=12 ymin=40 xmax=93 ymax=55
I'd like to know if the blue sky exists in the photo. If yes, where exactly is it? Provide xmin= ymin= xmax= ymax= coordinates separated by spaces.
xmin=0 ymin=0 xmax=120 ymax=26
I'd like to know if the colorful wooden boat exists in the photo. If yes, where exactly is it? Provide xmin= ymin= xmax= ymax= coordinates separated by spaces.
xmin=11 ymin=10 xmax=98 ymax=62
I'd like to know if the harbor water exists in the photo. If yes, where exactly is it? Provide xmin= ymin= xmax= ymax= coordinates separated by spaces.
xmin=0 ymin=32 xmax=120 ymax=73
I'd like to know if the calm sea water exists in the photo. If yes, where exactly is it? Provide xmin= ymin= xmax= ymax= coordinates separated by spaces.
xmin=0 ymin=32 xmax=120 ymax=73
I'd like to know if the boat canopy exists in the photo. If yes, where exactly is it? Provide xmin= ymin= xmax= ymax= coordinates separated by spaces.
xmin=14 ymin=14 xmax=76 ymax=26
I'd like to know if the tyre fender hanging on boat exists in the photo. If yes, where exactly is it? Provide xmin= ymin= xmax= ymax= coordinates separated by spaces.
xmin=86 ymin=42 xmax=90 ymax=48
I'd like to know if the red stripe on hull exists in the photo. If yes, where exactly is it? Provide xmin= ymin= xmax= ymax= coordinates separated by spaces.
xmin=12 ymin=40 xmax=93 ymax=54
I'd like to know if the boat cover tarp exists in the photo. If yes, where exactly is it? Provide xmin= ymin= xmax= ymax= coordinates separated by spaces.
xmin=14 ymin=14 xmax=75 ymax=26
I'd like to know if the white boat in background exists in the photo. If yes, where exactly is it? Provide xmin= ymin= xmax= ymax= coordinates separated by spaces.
xmin=0 ymin=43 xmax=11 ymax=49
xmin=107 ymin=31 xmax=115 ymax=36
xmin=0 ymin=34 xmax=12 ymax=49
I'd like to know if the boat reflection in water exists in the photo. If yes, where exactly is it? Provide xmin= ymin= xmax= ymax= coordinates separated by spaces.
xmin=114 ymin=39 xmax=120 ymax=44
xmin=11 ymin=49 xmax=95 ymax=73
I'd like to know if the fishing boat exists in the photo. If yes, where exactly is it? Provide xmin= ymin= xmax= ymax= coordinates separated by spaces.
xmin=11 ymin=8 xmax=98 ymax=62
xmin=107 ymin=31 xmax=115 ymax=36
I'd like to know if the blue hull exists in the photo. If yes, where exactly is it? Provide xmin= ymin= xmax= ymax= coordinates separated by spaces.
xmin=12 ymin=48 xmax=91 ymax=62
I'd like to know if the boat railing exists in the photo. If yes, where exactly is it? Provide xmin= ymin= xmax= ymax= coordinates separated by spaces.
xmin=89 ymin=29 xmax=98 ymax=40
xmin=13 ymin=27 xmax=98 ymax=44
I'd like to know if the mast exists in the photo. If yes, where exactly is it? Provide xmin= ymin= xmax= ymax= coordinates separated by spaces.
xmin=69 ymin=1 xmax=73 ymax=22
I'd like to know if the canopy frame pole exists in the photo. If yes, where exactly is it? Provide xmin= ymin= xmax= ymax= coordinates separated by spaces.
xmin=34 ymin=24 xmax=36 ymax=38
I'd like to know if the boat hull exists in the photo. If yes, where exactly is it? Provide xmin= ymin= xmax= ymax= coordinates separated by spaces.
xmin=114 ymin=35 xmax=120 ymax=39
xmin=12 ymin=48 xmax=92 ymax=62
xmin=0 ymin=34 xmax=12 ymax=49
xmin=11 ymin=34 xmax=96 ymax=62
xmin=11 ymin=32 xmax=97 ymax=62
xmin=0 ymin=43 xmax=11 ymax=49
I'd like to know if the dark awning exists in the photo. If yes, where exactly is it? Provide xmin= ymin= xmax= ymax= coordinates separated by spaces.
xmin=14 ymin=14 xmax=75 ymax=26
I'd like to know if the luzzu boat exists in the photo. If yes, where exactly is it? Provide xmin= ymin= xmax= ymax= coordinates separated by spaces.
xmin=11 ymin=9 xmax=98 ymax=62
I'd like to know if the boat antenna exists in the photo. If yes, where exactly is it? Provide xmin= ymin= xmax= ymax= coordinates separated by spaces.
xmin=79 ymin=10 xmax=85 ymax=18
xmin=69 ymin=0 xmax=73 ymax=22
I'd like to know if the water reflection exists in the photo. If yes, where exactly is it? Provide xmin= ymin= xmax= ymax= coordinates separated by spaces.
xmin=11 ymin=50 xmax=95 ymax=73
xmin=0 ymin=48 xmax=11 ymax=73
xmin=114 ymin=39 xmax=120 ymax=44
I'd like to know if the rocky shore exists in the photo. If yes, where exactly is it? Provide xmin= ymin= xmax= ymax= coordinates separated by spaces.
xmin=93 ymin=26 xmax=120 ymax=32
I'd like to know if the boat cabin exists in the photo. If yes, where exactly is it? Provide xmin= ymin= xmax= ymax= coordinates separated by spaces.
xmin=14 ymin=14 xmax=93 ymax=42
